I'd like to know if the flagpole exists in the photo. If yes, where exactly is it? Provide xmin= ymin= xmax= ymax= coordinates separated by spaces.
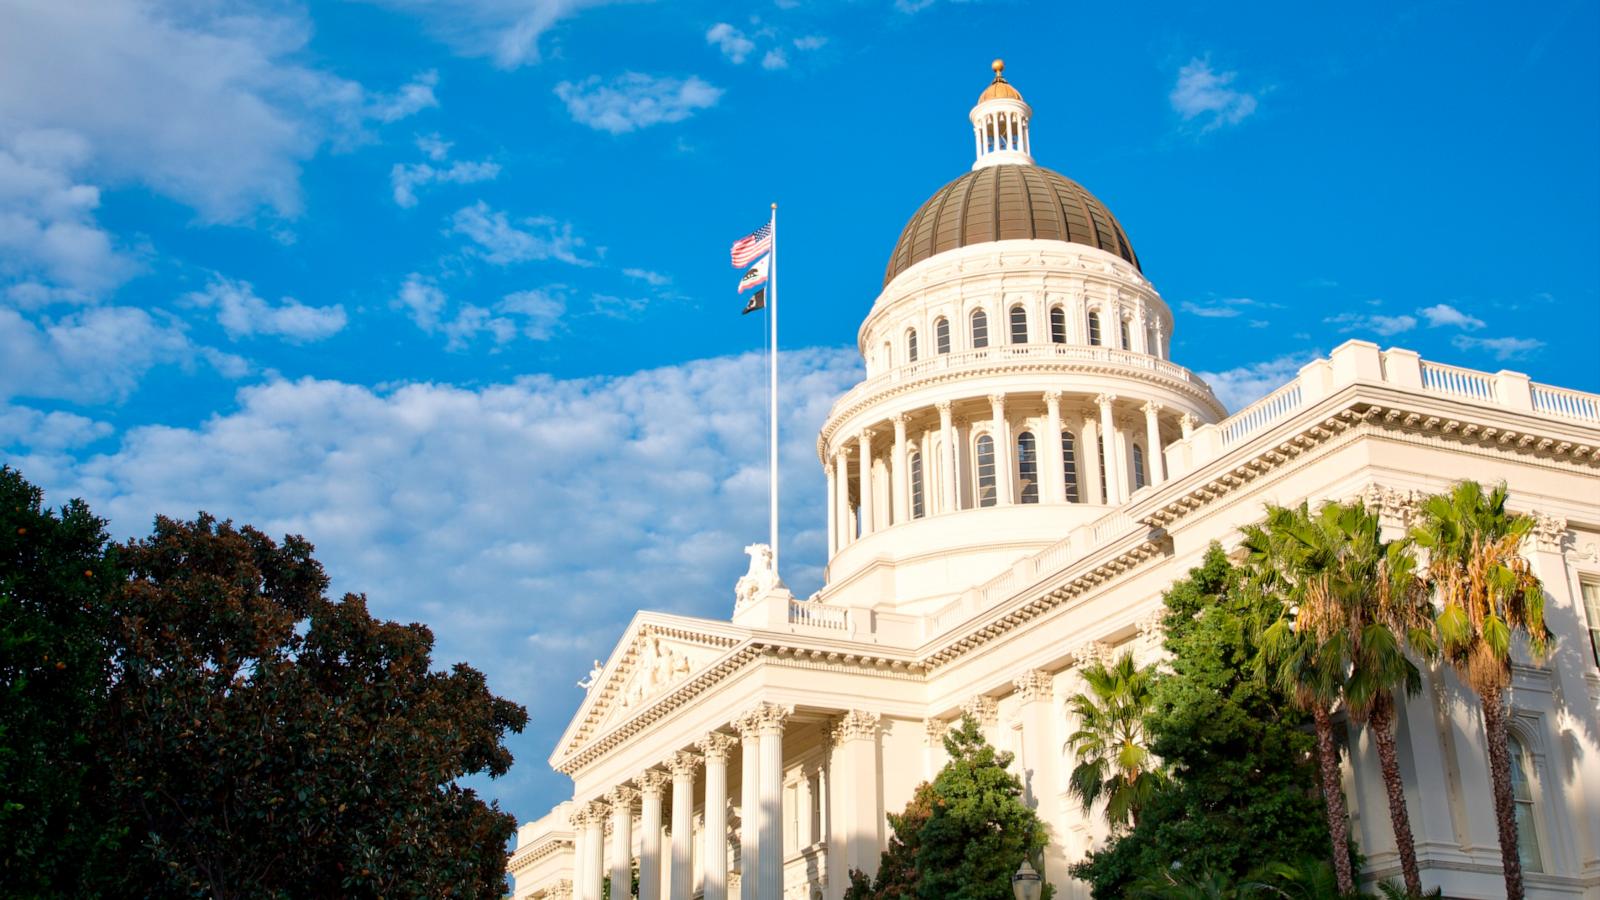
xmin=768 ymin=202 xmax=779 ymax=573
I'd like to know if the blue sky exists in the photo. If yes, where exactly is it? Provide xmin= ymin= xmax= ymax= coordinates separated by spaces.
xmin=3 ymin=0 xmax=1597 ymax=826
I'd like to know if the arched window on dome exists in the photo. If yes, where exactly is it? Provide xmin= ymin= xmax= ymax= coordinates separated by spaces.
xmin=1010 ymin=305 xmax=1028 ymax=344
xmin=1132 ymin=443 xmax=1146 ymax=490
xmin=1087 ymin=311 xmax=1102 ymax=347
xmin=1016 ymin=431 xmax=1038 ymax=504
xmin=907 ymin=328 xmax=919 ymax=363
xmin=1049 ymin=307 xmax=1067 ymax=344
xmin=935 ymin=317 xmax=951 ymax=355
xmin=1119 ymin=318 xmax=1132 ymax=352
xmin=910 ymin=449 xmax=925 ymax=519
xmin=1061 ymin=431 xmax=1080 ymax=503
xmin=971 ymin=309 xmax=990 ymax=349
xmin=975 ymin=434 xmax=997 ymax=507
xmin=1509 ymin=734 xmax=1545 ymax=872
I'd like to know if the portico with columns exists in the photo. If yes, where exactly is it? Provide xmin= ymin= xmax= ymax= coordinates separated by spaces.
xmin=511 ymin=60 xmax=1600 ymax=900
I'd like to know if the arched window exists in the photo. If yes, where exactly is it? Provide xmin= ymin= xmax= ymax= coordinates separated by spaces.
xmin=1061 ymin=431 xmax=1080 ymax=503
xmin=907 ymin=328 xmax=919 ymax=363
xmin=1009 ymin=305 xmax=1028 ymax=344
xmin=1509 ymin=735 xmax=1545 ymax=872
xmin=1119 ymin=318 xmax=1131 ymax=351
xmin=910 ymin=450 xmax=925 ymax=519
xmin=935 ymin=317 xmax=951 ymax=355
xmin=1132 ymin=443 xmax=1146 ymax=490
xmin=971 ymin=309 xmax=989 ymax=349
xmin=1049 ymin=307 xmax=1067 ymax=343
xmin=975 ymin=434 xmax=997 ymax=507
xmin=1017 ymin=431 xmax=1038 ymax=504
xmin=1087 ymin=311 xmax=1102 ymax=346
xmin=1096 ymin=439 xmax=1108 ymax=501
xmin=1146 ymin=323 xmax=1159 ymax=357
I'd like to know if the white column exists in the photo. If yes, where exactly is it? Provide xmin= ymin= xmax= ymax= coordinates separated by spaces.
xmin=737 ymin=719 xmax=760 ymax=900
xmin=571 ymin=808 xmax=591 ymax=900
xmin=1081 ymin=415 xmax=1103 ymax=505
xmin=857 ymin=430 xmax=875 ymax=535
xmin=1179 ymin=412 xmax=1196 ymax=440
xmin=1014 ymin=671 xmax=1064 ymax=885
xmin=824 ymin=461 xmax=837 ymax=555
xmin=891 ymin=414 xmax=909 ymax=526
xmin=1154 ymin=317 xmax=1166 ymax=359
xmin=1043 ymin=391 xmax=1065 ymax=503
xmin=638 ymin=771 xmax=668 ymax=900
xmin=833 ymin=450 xmax=850 ymax=550
xmin=754 ymin=705 xmax=789 ymax=897
xmin=610 ymin=788 xmax=639 ymax=896
xmin=1096 ymin=394 xmax=1120 ymax=505
xmin=1142 ymin=401 xmax=1164 ymax=486
xmin=989 ymin=393 xmax=1013 ymax=505
xmin=699 ymin=733 xmax=737 ymax=900
xmin=922 ymin=718 xmax=950 ymax=781
xmin=584 ymin=802 xmax=607 ymax=900
xmin=936 ymin=401 xmax=956 ymax=513
xmin=1113 ymin=425 xmax=1130 ymax=500
xmin=668 ymin=751 xmax=701 ymax=900
xmin=836 ymin=710 xmax=883 ymax=879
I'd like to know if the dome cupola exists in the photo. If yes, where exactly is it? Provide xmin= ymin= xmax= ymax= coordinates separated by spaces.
xmin=971 ymin=59 xmax=1032 ymax=168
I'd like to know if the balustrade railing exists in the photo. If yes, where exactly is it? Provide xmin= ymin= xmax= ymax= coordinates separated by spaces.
xmin=1421 ymin=361 xmax=1497 ymax=402
xmin=1220 ymin=382 xmax=1303 ymax=448
xmin=1532 ymin=383 xmax=1600 ymax=423
xmin=787 ymin=598 xmax=849 ymax=630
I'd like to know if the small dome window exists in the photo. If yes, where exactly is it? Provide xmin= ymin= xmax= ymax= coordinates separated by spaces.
xmin=907 ymin=328 xmax=919 ymax=363
xmin=1009 ymin=306 xmax=1028 ymax=344
xmin=971 ymin=309 xmax=989 ymax=349
xmin=1049 ymin=307 xmax=1067 ymax=344
xmin=1087 ymin=311 xmax=1102 ymax=347
xmin=935 ymin=317 xmax=951 ymax=355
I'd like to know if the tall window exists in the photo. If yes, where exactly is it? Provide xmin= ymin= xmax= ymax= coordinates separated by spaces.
xmin=1087 ymin=311 xmax=1102 ymax=346
xmin=907 ymin=328 xmax=919 ymax=363
xmin=1132 ymin=443 xmax=1146 ymax=490
xmin=1049 ymin=307 xmax=1067 ymax=343
xmin=975 ymin=434 xmax=997 ymax=507
xmin=971 ymin=310 xmax=989 ymax=348
xmin=910 ymin=450 xmax=925 ymax=519
xmin=1096 ymin=439 xmax=1107 ymax=501
xmin=1146 ymin=323 xmax=1159 ymax=357
xmin=1508 ymin=735 xmax=1544 ymax=872
xmin=1582 ymin=582 xmax=1600 ymax=668
xmin=935 ymin=317 xmax=951 ymax=355
xmin=1061 ymin=431 xmax=1081 ymax=503
xmin=1119 ymin=318 xmax=1131 ymax=351
xmin=1017 ymin=431 xmax=1038 ymax=503
xmin=1009 ymin=305 xmax=1028 ymax=344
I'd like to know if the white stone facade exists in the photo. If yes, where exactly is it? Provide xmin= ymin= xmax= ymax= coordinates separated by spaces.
xmin=512 ymin=70 xmax=1600 ymax=900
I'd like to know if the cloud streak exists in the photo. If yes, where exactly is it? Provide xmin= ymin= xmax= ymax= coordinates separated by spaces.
xmin=555 ymin=74 xmax=723 ymax=135
xmin=1170 ymin=58 xmax=1261 ymax=132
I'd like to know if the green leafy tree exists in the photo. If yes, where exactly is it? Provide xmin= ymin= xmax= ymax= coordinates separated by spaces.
xmin=0 ymin=467 xmax=122 ymax=896
xmin=1065 ymin=651 xmax=1165 ymax=829
xmin=93 ymin=512 xmax=529 ymax=898
xmin=844 ymin=781 xmax=936 ymax=899
xmin=915 ymin=716 xmax=1053 ymax=900
xmin=1411 ymin=481 xmax=1548 ymax=900
xmin=1073 ymin=545 xmax=1334 ymax=896
xmin=1248 ymin=503 xmax=1357 ymax=895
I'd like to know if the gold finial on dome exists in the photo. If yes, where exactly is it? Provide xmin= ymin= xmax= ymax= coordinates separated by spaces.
xmin=978 ymin=59 xmax=1023 ymax=103
xmin=992 ymin=58 xmax=1005 ymax=75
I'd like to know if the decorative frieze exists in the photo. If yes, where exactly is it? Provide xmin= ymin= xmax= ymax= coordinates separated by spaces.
xmin=1013 ymin=669 xmax=1053 ymax=703
xmin=1358 ymin=483 xmax=1427 ymax=528
xmin=1529 ymin=511 xmax=1570 ymax=553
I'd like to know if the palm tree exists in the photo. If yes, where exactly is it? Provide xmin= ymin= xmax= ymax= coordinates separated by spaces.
xmin=1318 ymin=501 xmax=1436 ymax=897
xmin=1064 ymin=650 xmax=1165 ymax=829
xmin=1246 ymin=502 xmax=1357 ymax=896
xmin=1410 ymin=481 xmax=1548 ymax=900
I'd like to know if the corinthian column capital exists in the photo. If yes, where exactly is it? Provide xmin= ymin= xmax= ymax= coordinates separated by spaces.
xmin=698 ymin=731 xmax=738 ymax=762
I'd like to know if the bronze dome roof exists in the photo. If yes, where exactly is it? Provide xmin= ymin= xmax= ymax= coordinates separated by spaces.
xmin=883 ymin=164 xmax=1140 ymax=287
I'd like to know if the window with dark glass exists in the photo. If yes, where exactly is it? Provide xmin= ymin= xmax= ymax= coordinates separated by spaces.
xmin=1581 ymin=582 xmax=1600 ymax=668
xmin=971 ymin=310 xmax=989 ymax=348
xmin=1010 ymin=306 xmax=1028 ymax=344
xmin=1017 ymin=431 xmax=1038 ymax=503
xmin=1132 ymin=443 xmax=1146 ymax=490
xmin=1119 ymin=318 xmax=1131 ymax=351
xmin=910 ymin=450 xmax=925 ymax=519
xmin=935 ymin=317 xmax=951 ymax=355
xmin=1087 ymin=311 xmax=1101 ymax=346
xmin=1097 ymin=439 xmax=1107 ymax=500
xmin=1509 ymin=735 xmax=1544 ymax=872
xmin=976 ymin=434 xmax=996 ymax=507
xmin=907 ymin=329 xmax=919 ymax=363
xmin=1061 ymin=431 xmax=1080 ymax=503
xmin=1050 ymin=307 xmax=1067 ymax=343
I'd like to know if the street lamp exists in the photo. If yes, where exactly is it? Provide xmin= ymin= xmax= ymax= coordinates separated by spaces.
xmin=1011 ymin=859 xmax=1043 ymax=900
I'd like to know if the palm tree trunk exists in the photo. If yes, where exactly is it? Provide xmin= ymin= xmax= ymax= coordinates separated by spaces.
xmin=1368 ymin=694 xmax=1423 ymax=896
xmin=1312 ymin=704 xmax=1356 ymax=895
xmin=1480 ymin=685 xmax=1525 ymax=900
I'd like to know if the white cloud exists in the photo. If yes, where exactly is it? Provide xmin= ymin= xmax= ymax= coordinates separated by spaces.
xmin=623 ymin=268 xmax=670 ymax=287
xmin=20 ymin=347 xmax=862 ymax=819
xmin=554 ymin=74 xmax=723 ymax=135
xmin=394 ymin=273 xmax=565 ymax=350
xmin=706 ymin=23 xmax=756 ymax=64
xmin=1418 ymin=303 xmax=1486 ymax=330
xmin=499 ymin=289 xmax=566 ymax=340
xmin=0 ymin=305 xmax=237 ymax=403
xmin=1180 ymin=297 xmax=1272 ymax=319
xmin=370 ymin=71 xmax=441 ymax=123
xmin=1324 ymin=311 xmax=1418 ymax=336
xmin=0 ymin=131 xmax=134 ymax=300
xmin=1451 ymin=335 xmax=1544 ymax=361
xmin=0 ymin=404 xmax=111 ymax=450
xmin=360 ymin=0 xmax=614 ymax=68
xmin=1198 ymin=352 xmax=1317 ymax=411
xmin=0 ymin=0 xmax=437 ymax=223
xmin=793 ymin=35 xmax=828 ymax=51
xmin=450 ymin=201 xmax=587 ymax=265
xmin=184 ymin=276 xmax=347 ymax=343
xmin=1170 ymin=58 xmax=1260 ymax=132
xmin=391 ymin=138 xmax=501 ymax=208
xmin=761 ymin=49 xmax=789 ymax=71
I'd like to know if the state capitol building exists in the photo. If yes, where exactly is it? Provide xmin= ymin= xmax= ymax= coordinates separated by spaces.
xmin=510 ymin=63 xmax=1600 ymax=900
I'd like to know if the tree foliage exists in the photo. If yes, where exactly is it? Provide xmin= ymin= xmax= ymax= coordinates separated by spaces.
xmin=1073 ymin=545 xmax=1334 ymax=896
xmin=844 ymin=781 xmax=936 ymax=899
xmin=1065 ymin=651 xmax=1165 ymax=829
xmin=0 ymin=465 xmax=528 ymax=898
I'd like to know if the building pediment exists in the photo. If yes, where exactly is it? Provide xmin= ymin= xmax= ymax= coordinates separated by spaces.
xmin=551 ymin=614 xmax=747 ymax=766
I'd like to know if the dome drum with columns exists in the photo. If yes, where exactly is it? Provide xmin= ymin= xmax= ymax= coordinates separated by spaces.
xmin=510 ymin=62 xmax=1600 ymax=900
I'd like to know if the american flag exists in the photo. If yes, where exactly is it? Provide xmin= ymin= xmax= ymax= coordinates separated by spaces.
xmin=729 ymin=221 xmax=773 ymax=268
